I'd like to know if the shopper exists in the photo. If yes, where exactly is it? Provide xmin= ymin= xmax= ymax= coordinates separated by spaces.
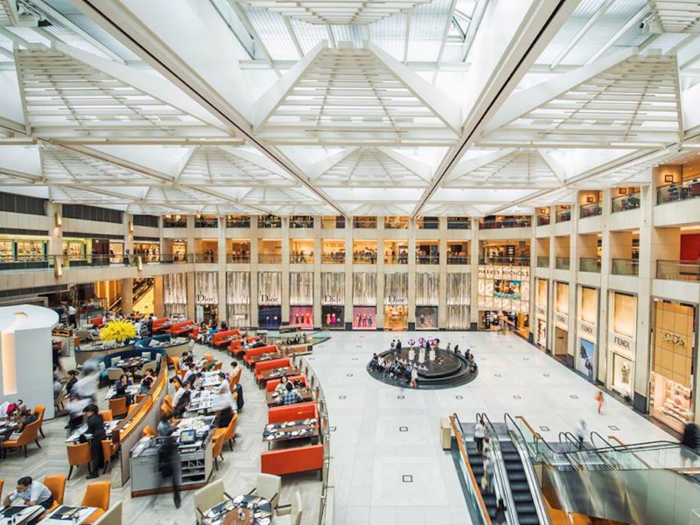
xmin=474 ymin=417 xmax=485 ymax=453
xmin=595 ymin=390 xmax=604 ymax=415
xmin=681 ymin=423 xmax=699 ymax=467
xmin=575 ymin=419 xmax=587 ymax=450
xmin=83 ymin=404 xmax=106 ymax=479
xmin=494 ymin=498 xmax=507 ymax=525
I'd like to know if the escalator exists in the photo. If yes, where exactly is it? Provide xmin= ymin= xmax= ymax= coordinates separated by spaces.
xmin=499 ymin=440 xmax=540 ymax=524
xmin=108 ymin=277 xmax=154 ymax=315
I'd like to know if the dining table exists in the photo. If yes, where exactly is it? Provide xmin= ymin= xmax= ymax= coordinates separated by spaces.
xmin=247 ymin=353 xmax=282 ymax=365
xmin=66 ymin=419 xmax=122 ymax=444
xmin=259 ymin=367 xmax=300 ymax=382
xmin=41 ymin=505 xmax=99 ymax=524
xmin=199 ymin=495 xmax=272 ymax=525
xmin=0 ymin=505 xmax=44 ymax=524
xmin=105 ymin=384 xmax=140 ymax=400
xmin=265 ymin=387 xmax=313 ymax=407
xmin=262 ymin=417 xmax=319 ymax=449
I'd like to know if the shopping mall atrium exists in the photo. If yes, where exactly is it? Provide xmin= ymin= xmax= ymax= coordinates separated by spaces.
xmin=1 ymin=0 xmax=700 ymax=523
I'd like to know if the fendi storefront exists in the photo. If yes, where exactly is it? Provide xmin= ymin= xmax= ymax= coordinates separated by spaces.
xmin=607 ymin=291 xmax=637 ymax=403
xmin=576 ymin=286 xmax=599 ymax=382
xmin=535 ymin=278 xmax=548 ymax=351
xmin=650 ymin=299 xmax=697 ymax=432
xmin=553 ymin=282 xmax=570 ymax=363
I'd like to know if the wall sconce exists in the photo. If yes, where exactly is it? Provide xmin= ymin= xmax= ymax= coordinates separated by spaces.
xmin=664 ymin=174 xmax=674 ymax=183
xmin=586 ymin=196 xmax=594 ymax=203
xmin=54 ymin=260 xmax=62 ymax=279
xmin=128 ymin=221 xmax=134 ymax=233
xmin=54 ymin=213 xmax=62 ymax=228
xmin=619 ymin=187 xmax=628 ymax=195
xmin=136 ymin=256 xmax=143 ymax=272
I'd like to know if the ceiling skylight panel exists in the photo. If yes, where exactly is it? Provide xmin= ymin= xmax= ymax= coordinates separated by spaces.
xmin=6 ymin=27 xmax=51 ymax=45
xmin=406 ymin=0 xmax=452 ymax=62
xmin=289 ymin=18 xmax=327 ymax=54
xmin=243 ymin=5 xmax=298 ymax=60
xmin=331 ymin=25 xmax=369 ymax=48
xmin=371 ymin=12 xmax=406 ymax=61
xmin=44 ymin=26 xmax=110 ymax=59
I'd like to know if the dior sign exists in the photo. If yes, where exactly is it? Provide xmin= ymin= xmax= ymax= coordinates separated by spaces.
xmin=259 ymin=294 xmax=280 ymax=305
xmin=323 ymin=295 xmax=343 ymax=305
xmin=385 ymin=295 xmax=408 ymax=306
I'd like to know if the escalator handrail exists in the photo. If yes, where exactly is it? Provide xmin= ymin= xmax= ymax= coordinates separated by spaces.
xmin=590 ymin=431 xmax=614 ymax=449
xmin=476 ymin=413 xmax=520 ymax=525
xmin=450 ymin=414 xmax=493 ymax=525
xmin=505 ymin=415 xmax=582 ymax=471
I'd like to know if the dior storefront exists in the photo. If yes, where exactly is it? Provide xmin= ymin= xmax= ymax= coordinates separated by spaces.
xmin=384 ymin=272 xmax=409 ymax=331
xmin=290 ymin=272 xmax=313 ymax=329
xmin=259 ymin=271 xmax=282 ymax=329
xmin=164 ymin=273 xmax=187 ymax=317
xmin=227 ymin=272 xmax=250 ymax=328
xmin=195 ymin=272 xmax=218 ymax=324
xmin=321 ymin=273 xmax=344 ymax=330
xmin=353 ymin=272 xmax=376 ymax=330
xmin=446 ymin=273 xmax=470 ymax=330
xmin=415 ymin=272 xmax=438 ymax=330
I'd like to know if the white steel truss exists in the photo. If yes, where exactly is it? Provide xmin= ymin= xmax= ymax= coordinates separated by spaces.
xmin=253 ymin=44 xmax=460 ymax=146
xmin=0 ymin=0 xmax=19 ymax=26
xmin=481 ymin=52 xmax=684 ymax=149
xmin=14 ymin=45 xmax=238 ymax=144
xmin=236 ymin=0 xmax=431 ymax=25
xmin=40 ymin=144 xmax=147 ymax=185
xmin=647 ymin=1 xmax=700 ymax=33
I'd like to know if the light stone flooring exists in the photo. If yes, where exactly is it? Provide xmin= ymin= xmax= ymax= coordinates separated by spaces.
xmin=305 ymin=331 xmax=673 ymax=525
xmin=0 ymin=342 xmax=321 ymax=525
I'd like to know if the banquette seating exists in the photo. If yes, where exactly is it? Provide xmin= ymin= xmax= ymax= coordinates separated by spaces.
xmin=97 ymin=347 xmax=167 ymax=384
xmin=267 ymin=402 xmax=318 ymax=425
xmin=151 ymin=318 xmax=171 ymax=333
xmin=168 ymin=320 xmax=197 ymax=336
xmin=260 ymin=444 xmax=324 ymax=477
xmin=254 ymin=358 xmax=292 ymax=384
xmin=211 ymin=329 xmax=240 ymax=348
xmin=244 ymin=345 xmax=278 ymax=366
xmin=265 ymin=375 xmax=306 ymax=393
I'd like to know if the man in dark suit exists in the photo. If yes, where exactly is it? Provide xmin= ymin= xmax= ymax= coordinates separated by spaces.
xmin=83 ymin=404 xmax=106 ymax=479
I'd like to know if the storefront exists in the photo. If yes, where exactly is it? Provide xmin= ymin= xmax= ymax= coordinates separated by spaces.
xmin=576 ymin=286 xmax=599 ymax=382
xmin=164 ymin=273 xmax=187 ymax=317
xmin=607 ymin=291 xmax=637 ymax=403
xmin=477 ymin=265 xmax=530 ymax=335
xmin=195 ymin=272 xmax=218 ymax=324
xmin=0 ymin=235 xmax=49 ymax=268
xmin=172 ymin=240 xmax=187 ymax=262
xmin=535 ymin=279 xmax=548 ymax=351
xmin=63 ymin=238 xmax=89 ymax=262
xmin=446 ymin=273 xmax=470 ymax=330
xmin=384 ymin=273 xmax=408 ymax=331
xmin=134 ymin=241 xmax=160 ymax=262
xmin=227 ymin=272 xmax=250 ymax=328
xmin=416 ymin=272 xmax=438 ymax=330
xmin=290 ymin=272 xmax=313 ymax=328
xmin=554 ymin=282 xmax=569 ymax=363
xmin=321 ymin=273 xmax=344 ymax=329
xmin=353 ymin=272 xmax=376 ymax=330
xmin=649 ymin=299 xmax=697 ymax=432
xmin=259 ymin=272 xmax=282 ymax=329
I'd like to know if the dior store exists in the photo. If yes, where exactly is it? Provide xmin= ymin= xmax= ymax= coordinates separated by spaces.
xmin=415 ymin=272 xmax=439 ymax=330
xmin=259 ymin=271 xmax=282 ymax=329
xmin=195 ymin=271 xmax=218 ymax=324
xmin=227 ymin=272 xmax=251 ymax=328
xmin=384 ymin=272 xmax=409 ymax=331
xmin=321 ymin=273 xmax=344 ymax=330
xmin=290 ymin=272 xmax=313 ymax=329
xmin=353 ymin=272 xmax=376 ymax=330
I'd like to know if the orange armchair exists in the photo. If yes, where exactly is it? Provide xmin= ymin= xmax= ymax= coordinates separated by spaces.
xmin=2 ymin=419 xmax=41 ymax=458
xmin=101 ymin=439 xmax=119 ymax=474
xmin=81 ymin=481 xmax=111 ymax=524
xmin=260 ymin=444 xmax=323 ymax=477
xmin=268 ymin=402 xmax=318 ymax=425
xmin=224 ymin=413 xmax=238 ymax=452
xmin=43 ymin=474 xmax=67 ymax=512
xmin=143 ymin=425 xmax=157 ymax=437
xmin=67 ymin=442 xmax=92 ymax=479
xmin=99 ymin=410 xmax=113 ymax=422
xmin=108 ymin=397 xmax=128 ymax=419
xmin=212 ymin=428 xmax=226 ymax=470
xmin=33 ymin=405 xmax=46 ymax=439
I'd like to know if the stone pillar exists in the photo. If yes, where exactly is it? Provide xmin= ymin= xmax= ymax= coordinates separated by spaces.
xmin=250 ymin=219 xmax=260 ymax=328
xmin=376 ymin=219 xmax=386 ymax=328
xmin=217 ymin=216 xmax=227 ymax=325
xmin=313 ymin=219 xmax=322 ymax=329
xmin=281 ymin=217 xmax=290 ymax=323
xmin=153 ymin=276 xmax=165 ymax=318
xmin=469 ymin=218 xmax=480 ymax=329
xmin=344 ymin=221 xmax=353 ymax=328
xmin=438 ymin=217 xmax=448 ymax=329
xmin=121 ymin=278 xmax=134 ymax=315
xmin=598 ymin=189 xmax=612 ymax=386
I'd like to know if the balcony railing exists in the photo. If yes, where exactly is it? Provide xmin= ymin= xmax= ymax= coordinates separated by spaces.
xmin=537 ymin=256 xmax=549 ymax=268
xmin=163 ymin=218 xmax=187 ymax=228
xmin=417 ymin=218 xmax=439 ymax=230
xmin=612 ymin=192 xmax=641 ymax=213
xmin=555 ymin=257 xmax=570 ymax=270
xmin=226 ymin=218 xmax=250 ymax=228
xmin=656 ymin=260 xmax=700 ymax=282
xmin=193 ymin=253 xmax=218 ymax=263
xmin=258 ymin=254 xmax=282 ymax=264
xmin=479 ymin=256 xmax=530 ymax=266
xmin=447 ymin=218 xmax=470 ymax=230
xmin=612 ymin=258 xmax=639 ymax=276
xmin=194 ymin=218 xmax=218 ymax=228
xmin=384 ymin=219 xmax=409 ymax=230
xmin=227 ymin=254 xmax=251 ymax=263
xmin=579 ymin=202 xmax=602 ymax=219
xmin=290 ymin=253 xmax=314 ymax=264
xmin=353 ymin=218 xmax=377 ymax=229
xmin=657 ymin=176 xmax=700 ymax=205
xmin=537 ymin=215 xmax=551 ymax=226
xmin=555 ymin=209 xmax=571 ymax=223
xmin=446 ymin=255 xmax=469 ymax=265
xmin=322 ymin=253 xmax=345 ymax=264
xmin=259 ymin=217 xmax=282 ymax=228
xmin=0 ymin=253 xmax=196 ymax=271
xmin=353 ymin=253 xmax=377 ymax=264
xmin=416 ymin=255 xmax=439 ymax=265
xmin=479 ymin=217 xmax=532 ymax=229
xmin=579 ymin=257 xmax=601 ymax=273
xmin=385 ymin=255 xmax=409 ymax=265
xmin=290 ymin=217 xmax=314 ymax=229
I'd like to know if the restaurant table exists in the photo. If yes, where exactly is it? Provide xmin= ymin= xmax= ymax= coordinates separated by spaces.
xmin=265 ymin=387 xmax=313 ymax=407
xmin=247 ymin=353 xmax=282 ymax=365
xmin=41 ymin=506 xmax=98 ymax=524
xmin=200 ymin=495 xmax=272 ymax=525
xmin=262 ymin=418 xmax=318 ymax=449
xmin=0 ymin=420 xmax=18 ymax=439
xmin=199 ymin=372 xmax=223 ymax=389
xmin=105 ymin=384 xmax=140 ymax=400
xmin=186 ymin=390 xmax=215 ymax=414
xmin=0 ymin=505 xmax=44 ymax=524
xmin=259 ymin=367 xmax=300 ymax=382
xmin=66 ymin=419 xmax=122 ymax=443
xmin=114 ymin=356 xmax=150 ymax=372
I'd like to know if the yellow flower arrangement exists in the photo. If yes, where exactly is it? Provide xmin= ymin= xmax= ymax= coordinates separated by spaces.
xmin=100 ymin=320 xmax=137 ymax=344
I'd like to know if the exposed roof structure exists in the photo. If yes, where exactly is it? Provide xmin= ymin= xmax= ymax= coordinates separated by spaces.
xmin=0 ymin=0 xmax=699 ymax=217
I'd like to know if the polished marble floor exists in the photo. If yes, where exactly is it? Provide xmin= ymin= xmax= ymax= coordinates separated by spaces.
xmin=306 ymin=331 xmax=673 ymax=525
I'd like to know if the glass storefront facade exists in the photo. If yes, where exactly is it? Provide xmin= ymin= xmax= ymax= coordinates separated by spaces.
xmin=554 ymin=282 xmax=569 ymax=361
xmin=536 ymin=278 xmax=548 ymax=350
xmin=164 ymin=273 xmax=187 ymax=317
xmin=227 ymin=272 xmax=250 ymax=327
xmin=576 ymin=286 xmax=599 ymax=382
xmin=258 ymin=272 xmax=282 ymax=329
xmin=353 ymin=272 xmax=376 ymax=330
xmin=416 ymin=272 xmax=438 ymax=330
xmin=384 ymin=273 xmax=408 ymax=331
xmin=650 ymin=299 xmax=697 ymax=432
xmin=607 ymin=291 xmax=637 ymax=402
xmin=321 ymin=273 xmax=344 ymax=329
xmin=195 ymin=271 xmax=218 ymax=323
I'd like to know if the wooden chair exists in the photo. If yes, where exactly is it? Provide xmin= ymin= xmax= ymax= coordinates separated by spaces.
xmin=99 ymin=410 xmax=113 ymax=422
xmin=101 ymin=439 xmax=119 ymax=474
xmin=224 ymin=413 xmax=238 ymax=452
xmin=81 ymin=481 xmax=111 ymax=524
xmin=108 ymin=397 xmax=128 ymax=419
xmin=1 ymin=420 xmax=41 ymax=458
xmin=163 ymin=395 xmax=174 ymax=411
xmin=43 ymin=474 xmax=67 ymax=512
xmin=170 ymin=356 xmax=180 ymax=370
xmin=143 ymin=425 xmax=157 ymax=437
xmin=66 ymin=442 xmax=92 ymax=479
xmin=212 ymin=428 xmax=226 ymax=470
xmin=160 ymin=403 xmax=172 ymax=419
xmin=33 ymin=405 xmax=46 ymax=438
xmin=127 ymin=405 xmax=138 ymax=417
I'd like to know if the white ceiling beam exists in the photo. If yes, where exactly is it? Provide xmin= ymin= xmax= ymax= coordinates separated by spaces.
xmin=282 ymin=15 xmax=304 ymax=59
xmin=539 ymin=150 xmax=566 ymax=185
xmin=402 ymin=12 xmax=411 ymax=64
xmin=252 ymin=41 xmax=326 ymax=131
xmin=461 ymin=0 xmax=488 ymax=62
xmin=443 ymin=148 xmax=516 ymax=183
xmin=483 ymin=47 xmax=636 ymax=134
xmin=305 ymin=148 xmax=358 ymax=180
xmin=412 ymin=0 xmax=581 ymax=218
xmin=550 ymin=0 xmax=615 ymax=69
xmin=678 ymin=34 xmax=700 ymax=68
xmin=378 ymin=148 xmax=432 ymax=182
xmin=368 ymin=42 xmax=462 ymax=134
xmin=219 ymin=146 xmax=295 ymax=181
xmin=586 ymin=6 xmax=649 ymax=64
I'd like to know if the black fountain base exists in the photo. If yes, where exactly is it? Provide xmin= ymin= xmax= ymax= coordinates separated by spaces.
xmin=367 ymin=348 xmax=477 ymax=390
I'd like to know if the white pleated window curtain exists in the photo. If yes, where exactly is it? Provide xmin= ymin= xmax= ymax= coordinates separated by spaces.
xmin=290 ymin=272 xmax=313 ymax=305
xmin=447 ymin=273 xmax=470 ymax=305
xmin=384 ymin=272 xmax=408 ymax=305
xmin=353 ymin=273 xmax=376 ymax=306
xmin=226 ymin=272 xmax=250 ymax=305
xmin=321 ymin=273 xmax=345 ymax=305
xmin=446 ymin=306 xmax=470 ymax=329
xmin=165 ymin=304 xmax=186 ymax=317
xmin=258 ymin=272 xmax=282 ymax=305
xmin=228 ymin=305 xmax=250 ymax=328
xmin=195 ymin=272 xmax=218 ymax=304
xmin=416 ymin=273 xmax=439 ymax=305
xmin=164 ymin=273 xmax=187 ymax=305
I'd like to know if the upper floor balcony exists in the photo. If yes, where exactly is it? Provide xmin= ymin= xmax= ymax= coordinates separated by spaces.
xmin=579 ymin=202 xmax=602 ymax=219
xmin=656 ymin=260 xmax=700 ymax=282
xmin=479 ymin=256 xmax=530 ymax=266
xmin=612 ymin=192 xmax=641 ymax=213
xmin=657 ymin=176 xmax=700 ymax=205
xmin=579 ymin=257 xmax=601 ymax=273
xmin=611 ymin=258 xmax=639 ymax=276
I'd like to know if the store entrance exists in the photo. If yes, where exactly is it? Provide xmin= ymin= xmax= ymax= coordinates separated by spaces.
xmin=384 ymin=305 xmax=408 ymax=331
xmin=554 ymin=327 xmax=568 ymax=363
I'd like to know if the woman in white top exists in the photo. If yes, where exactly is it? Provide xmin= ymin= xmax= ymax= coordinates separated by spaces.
xmin=474 ymin=417 xmax=486 ymax=454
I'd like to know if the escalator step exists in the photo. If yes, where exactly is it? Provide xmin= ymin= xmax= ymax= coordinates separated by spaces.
xmin=518 ymin=515 xmax=541 ymax=525
xmin=512 ymin=492 xmax=534 ymax=502
xmin=507 ymin=472 xmax=527 ymax=481
xmin=516 ymin=504 xmax=536 ymax=513
xmin=509 ymin=482 xmax=531 ymax=492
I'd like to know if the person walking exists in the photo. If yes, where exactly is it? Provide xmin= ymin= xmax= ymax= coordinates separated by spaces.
xmin=494 ymin=498 xmax=507 ymax=525
xmin=157 ymin=413 xmax=182 ymax=508
xmin=681 ymin=423 xmax=699 ymax=467
xmin=83 ymin=404 xmax=106 ymax=479
xmin=474 ymin=417 xmax=485 ymax=454
xmin=575 ymin=419 xmax=587 ymax=450
xmin=595 ymin=390 xmax=604 ymax=415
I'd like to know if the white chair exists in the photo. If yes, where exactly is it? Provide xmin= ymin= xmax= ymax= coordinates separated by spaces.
xmin=94 ymin=502 xmax=122 ymax=525
xmin=194 ymin=479 xmax=232 ymax=523
xmin=275 ymin=491 xmax=302 ymax=525
xmin=106 ymin=367 xmax=124 ymax=383
xmin=248 ymin=473 xmax=281 ymax=508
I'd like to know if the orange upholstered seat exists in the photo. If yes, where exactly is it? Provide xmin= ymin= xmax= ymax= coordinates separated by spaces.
xmin=244 ymin=345 xmax=279 ymax=366
xmin=260 ymin=444 xmax=323 ymax=476
xmin=108 ymin=397 xmax=127 ymax=419
xmin=81 ymin=481 xmax=111 ymax=524
xmin=268 ymin=402 xmax=318 ymax=425
xmin=254 ymin=358 xmax=292 ymax=382
xmin=266 ymin=375 xmax=307 ymax=393
xmin=66 ymin=442 xmax=92 ymax=479
xmin=43 ymin=474 xmax=67 ymax=512
xmin=2 ymin=419 xmax=41 ymax=458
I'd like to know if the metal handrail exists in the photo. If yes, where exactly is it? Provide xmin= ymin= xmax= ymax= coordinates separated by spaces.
xmin=477 ymin=413 xmax=519 ymax=525
xmin=590 ymin=431 xmax=614 ymax=449
xmin=506 ymin=415 xmax=581 ymax=471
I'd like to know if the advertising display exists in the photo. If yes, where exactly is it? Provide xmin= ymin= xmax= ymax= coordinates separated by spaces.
xmin=290 ymin=306 xmax=313 ymax=328
xmin=576 ymin=286 xmax=598 ymax=381
xmin=416 ymin=273 xmax=439 ymax=330
xmin=446 ymin=273 xmax=470 ymax=330
xmin=536 ymin=279 xmax=548 ymax=350
xmin=477 ymin=265 xmax=530 ymax=313
xmin=353 ymin=306 xmax=376 ymax=330
xmin=353 ymin=272 xmax=376 ymax=306
xmin=578 ymin=339 xmax=595 ymax=381
xmin=226 ymin=272 xmax=250 ymax=327
xmin=322 ymin=273 xmax=345 ymax=329
xmin=290 ymin=272 xmax=313 ymax=306
xmin=494 ymin=279 xmax=521 ymax=299
xmin=607 ymin=291 xmax=637 ymax=402
xmin=649 ymin=299 xmax=697 ymax=432
xmin=416 ymin=306 xmax=438 ymax=330
xmin=259 ymin=306 xmax=281 ymax=329
xmin=258 ymin=272 xmax=282 ymax=306
xmin=553 ymin=282 xmax=570 ymax=361
xmin=384 ymin=273 xmax=408 ymax=331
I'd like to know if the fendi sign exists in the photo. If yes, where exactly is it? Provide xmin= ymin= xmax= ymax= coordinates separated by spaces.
xmin=579 ymin=321 xmax=595 ymax=337
xmin=612 ymin=334 xmax=631 ymax=350
xmin=555 ymin=313 xmax=568 ymax=328
xmin=536 ymin=305 xmax=546 ymax=318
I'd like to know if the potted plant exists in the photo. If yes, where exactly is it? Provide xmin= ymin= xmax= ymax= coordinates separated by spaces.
xmin=100 ymin=320 xmax=137 ymax=346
